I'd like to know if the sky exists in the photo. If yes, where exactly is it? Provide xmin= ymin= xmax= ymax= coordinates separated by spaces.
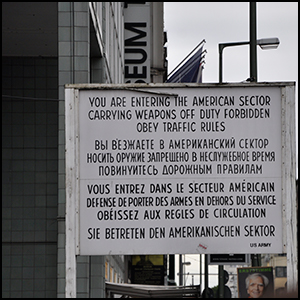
xmin=164 ymin=2 xmax=298 ymax=84
xmin=163 ymin=2 xmax=298 ymax=289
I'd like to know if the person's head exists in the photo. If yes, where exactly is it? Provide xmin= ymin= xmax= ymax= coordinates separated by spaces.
xmin=245 ymin=273 xmax=269 ymax=298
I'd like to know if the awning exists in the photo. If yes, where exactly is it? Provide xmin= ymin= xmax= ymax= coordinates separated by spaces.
xmin=105 ymin=282 xmax=201 ymax=298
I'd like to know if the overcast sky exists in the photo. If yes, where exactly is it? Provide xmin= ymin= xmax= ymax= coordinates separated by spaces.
xmin=164 ymin=2 xmax=298 ymax=84
xmin=164 ymin=2 xmax=298 ymax=289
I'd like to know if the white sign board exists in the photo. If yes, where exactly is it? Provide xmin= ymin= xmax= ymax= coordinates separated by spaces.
xmin=65 ymin=83 xmax=295 ymax=256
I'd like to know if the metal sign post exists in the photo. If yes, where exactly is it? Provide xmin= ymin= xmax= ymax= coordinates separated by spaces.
xmin=65 ymin=88 xmax=79 ymax=297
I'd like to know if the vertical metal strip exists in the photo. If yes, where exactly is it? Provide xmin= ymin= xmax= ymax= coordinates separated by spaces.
xmin=65 ymin=87 xmax=77 ymax=297
xmin=282 ymin=85 xmax=297 ymax=293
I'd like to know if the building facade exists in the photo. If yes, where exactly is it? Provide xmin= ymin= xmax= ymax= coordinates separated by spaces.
xmin=2 ymin=2 xmax=167 ymax=297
